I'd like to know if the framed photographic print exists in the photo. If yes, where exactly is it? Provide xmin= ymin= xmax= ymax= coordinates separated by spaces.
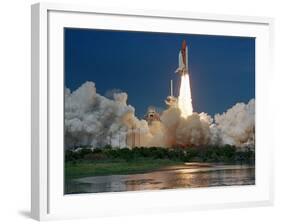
xmin=31 ymin=2 xmax=274 ymax=221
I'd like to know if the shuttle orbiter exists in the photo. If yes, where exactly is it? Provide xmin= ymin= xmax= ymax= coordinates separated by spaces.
xmin=175 ymin=40 xmax=188 ymax=75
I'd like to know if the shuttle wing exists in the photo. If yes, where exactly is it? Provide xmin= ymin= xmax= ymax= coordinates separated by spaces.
xmin=175 ymin=50 xmax=184 ymax=73
xmin=179 ymin=50 xmax=184 ymax=70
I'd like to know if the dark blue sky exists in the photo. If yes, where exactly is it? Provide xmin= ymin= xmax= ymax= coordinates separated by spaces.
xmin=65 ymin=28 xmax=255 ymax=117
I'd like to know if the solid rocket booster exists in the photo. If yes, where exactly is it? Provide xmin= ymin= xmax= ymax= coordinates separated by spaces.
xmin=175 ymin=40 xmax=188 ymax=75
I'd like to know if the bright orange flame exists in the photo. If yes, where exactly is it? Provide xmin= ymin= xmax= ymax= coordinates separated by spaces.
xmin=178 ymin=73 xmax=193 ymax=118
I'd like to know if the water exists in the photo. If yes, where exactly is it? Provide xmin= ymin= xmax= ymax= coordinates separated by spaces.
xmin=65 ymin=163 xmax=255 ymax=194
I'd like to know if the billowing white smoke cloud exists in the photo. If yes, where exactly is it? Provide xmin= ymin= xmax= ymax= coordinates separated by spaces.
xmin=65 ymin=82 xmax=255 ymax=150
xmin=160 ymin=108 xmax=212 ymax=146
xmin=65 ymin=82 xmax=131 ymax=149
xmin=213 ymin=99 xmax=255 ymax=147
xmin=65 ymin=82 xmax=168 ymax=149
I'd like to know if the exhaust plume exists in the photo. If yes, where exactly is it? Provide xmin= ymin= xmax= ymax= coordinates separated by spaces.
xmin=178 ymin=74 xmax=193 ymax=118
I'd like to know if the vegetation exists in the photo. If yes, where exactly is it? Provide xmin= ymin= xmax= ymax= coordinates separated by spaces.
xmin=65 ymin=145 xmax=255 ymax=179
xmin=65 ymin=159 xmax=180 ymax=179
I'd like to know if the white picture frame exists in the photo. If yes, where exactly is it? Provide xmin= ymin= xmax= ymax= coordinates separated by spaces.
xmin=31 ymin=2 xmax=274 ymax=221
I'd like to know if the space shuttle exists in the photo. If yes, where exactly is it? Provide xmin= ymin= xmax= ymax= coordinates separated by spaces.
xmin=166 ymin=40 xmax=189 ymax=107
xmin=175 ymin=40 xmax=188 ymax=75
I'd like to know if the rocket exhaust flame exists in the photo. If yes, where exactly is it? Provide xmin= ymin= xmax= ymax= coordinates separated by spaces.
xmin=178 ymin=73 xmax=193 ymax=118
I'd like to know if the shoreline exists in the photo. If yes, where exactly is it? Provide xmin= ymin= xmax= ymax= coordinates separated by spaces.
xmin=65 ymin=160 xmax=254 ymax=180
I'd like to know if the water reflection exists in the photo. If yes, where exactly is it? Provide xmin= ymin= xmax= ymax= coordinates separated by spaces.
xmin=65 ymin=163 xmax=255 ymax=194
